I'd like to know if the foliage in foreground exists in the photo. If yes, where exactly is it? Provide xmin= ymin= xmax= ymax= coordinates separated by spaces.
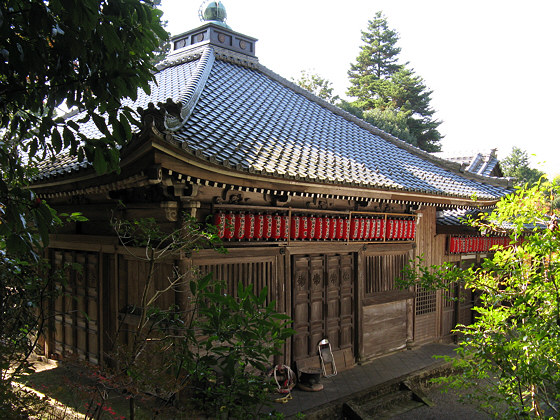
xmin=402 ymin=182 xmax=560 ymax=418
xmin=97 ymin=217 xmax=294 ymax=419
xmin=0 ymin=235 xmax=81 ymax=419
xmin=0 ymin=0 xmax=167 ymax=257
xmin=1 ymin=1 xmax=166 ymax=415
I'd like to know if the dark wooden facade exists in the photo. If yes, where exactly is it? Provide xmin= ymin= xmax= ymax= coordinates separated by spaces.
xmin=33 ymin=21 xmax=510 ymax=369
xmin=41 ymin=189 xmax=483 ymax=368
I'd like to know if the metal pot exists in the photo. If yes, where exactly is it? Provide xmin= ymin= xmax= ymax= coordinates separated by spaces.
xmin=299 ymin=367 xmax=321 ymax=385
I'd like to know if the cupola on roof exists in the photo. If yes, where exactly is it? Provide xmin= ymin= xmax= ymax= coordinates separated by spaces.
xmin=170 ymin=1 xmax=257 ymax=60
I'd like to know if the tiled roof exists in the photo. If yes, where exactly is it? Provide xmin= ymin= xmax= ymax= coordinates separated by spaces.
xmin=35 ymin=56 xmax=202 ymax=179
xmin=433 ymin=149 xmax=503 ymax=178
xmin=437 ymin=208 xmax=484 ymax=226
xmin=35 ymin=47 xmax=511 ymax=202
xmin=437 ymin=207 xmax=549 ymax=231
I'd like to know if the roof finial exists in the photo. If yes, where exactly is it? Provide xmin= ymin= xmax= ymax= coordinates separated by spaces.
xmin=198 ymin=1 xmax=231 ymax=29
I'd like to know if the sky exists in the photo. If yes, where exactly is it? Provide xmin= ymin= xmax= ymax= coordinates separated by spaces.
xmin=160 ymin=0 xmax=560 ymax=178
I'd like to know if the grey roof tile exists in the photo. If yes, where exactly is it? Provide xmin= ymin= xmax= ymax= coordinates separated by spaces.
xmin=36 ymin=47 xmax=510 ymax=202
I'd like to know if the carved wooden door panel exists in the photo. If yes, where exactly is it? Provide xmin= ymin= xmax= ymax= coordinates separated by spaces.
xmin=292 ymin=256 xmax=311 ymax=361
xmin=308 ymin=256 xmax=325 ymax=355
xmin=292 ymin=253 xmax=354 ymax=361
xmin=339 ymin=254 xmax=354 ymax=352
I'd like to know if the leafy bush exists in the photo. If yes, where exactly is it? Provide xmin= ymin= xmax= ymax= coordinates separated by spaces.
xmin=402 ymin=182 xmax=560 ymax=418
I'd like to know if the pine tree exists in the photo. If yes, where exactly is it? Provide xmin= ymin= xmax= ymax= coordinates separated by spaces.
xmin=347 ymin=12 xmax=442 ymax=152
xmin=501 ymin=147 xmax=546 ymax=186
xmin=348 ymin=11 xmax=401 ymax=86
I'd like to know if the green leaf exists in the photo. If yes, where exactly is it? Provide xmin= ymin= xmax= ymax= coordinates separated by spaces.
xmin=92 ymin=113 xmax=110 ymax=137
xmin=51 ymin=128 xmax=62 ymax=153
xmin=93 ymin=147 xmax=108 ymax=174
xmin=28 ymin=138 xmax=38 ymax=158
xmin=62 ymin=126 xmax=74 ymax=149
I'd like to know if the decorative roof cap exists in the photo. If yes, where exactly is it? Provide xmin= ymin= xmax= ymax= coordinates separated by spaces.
xmin=199 ymin=1 xmax=230 ymax=29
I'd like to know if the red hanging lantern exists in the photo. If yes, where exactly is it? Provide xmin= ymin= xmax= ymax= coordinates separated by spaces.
xmin=328 ymin=217 xmax=336 ymax=239
xmin=245 ymin=213 xmax=255 ymax=240
xmin=328 ymin=217 xmax=337 ymax=239
xmin=370 ymin=218 xmax=378 ymax=239
xmin=254 ymin=213 xmax=264 ymax=239
xmin=309 ymin=216 xmax=317 ymax=240
xmin=409 ymin=220 xmax=416 ymax=240
xmin=386 ymin=219 xmax=394 ymax=240
xmin=363 ymin=218 xmax=372 ymax=240
xmin=333 ymin=218 xmax=341 ymax=239
xmin=314 ymin=216 xmax=324 ymax=239
xmin=299 ymin=216 xmax=309 ymax=239
xmin=372 ymin=219 xmax=381 ymax=240
xmin=234 ymin=213 xmax=246 ymax=240
xmin=263 ymin=214 xmax=273 ymax=239
xmin=272 ymin=214 xmax=282 ymax=240
xmin=224 ymin=213 xmax=235 ymax=239
xmin=291 ymin=215 xmax=301 ymax=239
xmin=213 ymin=212 xmax=226 ymax=238
xmin=358 ymin=218 xmax=366 ymax=240
xmin=392 ymin=219 xmax=399 ymax=240
xmin=322 ymin=216 xmax=330 ymax=239
xmin=396 ymin=219 xmax=404 ymax=240
xmin=403 ymin=220 xmax=409 ymax=239
xmin=350 ymin=218 xmax=360 ymax=240
xmin=281 ymin=215 xmax=290 ymax=240
xmin=403 ymin=219 xmax=410 ymax=239
xmin=337 ymin=218 xmax=345 ymax=240
xmin=449 ymin=237 xmax=457 ymax=253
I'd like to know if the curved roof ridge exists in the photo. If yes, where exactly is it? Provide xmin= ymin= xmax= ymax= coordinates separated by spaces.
xmin=252 ymin=62 xmax=512 ymax=190
xmin=164 ymin=47 xmax=215 ymax=131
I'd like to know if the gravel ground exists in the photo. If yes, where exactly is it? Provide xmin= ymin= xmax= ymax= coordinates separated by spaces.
xmin=391 ymin=384 xmax=493 ymax=420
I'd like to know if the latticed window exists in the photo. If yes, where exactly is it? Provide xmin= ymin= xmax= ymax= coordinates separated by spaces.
xmin=415 ymin=285 xmax=436 ymax=315
xmin=197 ymin=260 xmax=276 ymax=305
xmin=365 ymin=253 xmax=409 ymax=296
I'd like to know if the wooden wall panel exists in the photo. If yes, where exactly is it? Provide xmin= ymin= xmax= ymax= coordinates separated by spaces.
xmin=413 ymin=206 xmax=462 ymax=343
xmin=50 ymin=249 xmax=102 ymax=363
xmin=362 ymin=301 xmax=407 ymax=358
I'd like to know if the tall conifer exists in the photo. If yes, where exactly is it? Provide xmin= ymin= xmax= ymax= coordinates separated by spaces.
xmin=348 ymin=12 xmax=442 ymax=152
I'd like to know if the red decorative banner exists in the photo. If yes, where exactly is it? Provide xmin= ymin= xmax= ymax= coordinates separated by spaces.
xmin=448 ymin=236 xmax=510 ymax=254
xmin=213 ymin=212 xmax=416 ymax=242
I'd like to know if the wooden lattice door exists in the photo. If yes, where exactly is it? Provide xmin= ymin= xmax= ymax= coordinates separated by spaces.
xmin=292 ymin=253 xmax=354 ymax=361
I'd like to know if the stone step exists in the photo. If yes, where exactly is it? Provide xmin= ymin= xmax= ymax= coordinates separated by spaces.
xmin=343 ymin=382 xmax=430 ymax=420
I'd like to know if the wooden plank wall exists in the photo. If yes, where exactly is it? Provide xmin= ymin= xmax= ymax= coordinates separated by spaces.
xmin=360 ymin=247 xmax=414 ymax=360
xmin=50 ymin=249 xmax=103 ymax=364
xmin=115 ymin=254 xmax=178 ymax=351
xmin=47 ymin=239 xmax=287 ymax=365
xmin=414 ymin=206 xmax=460 ymax=344
xmin=190 ymin=248 xmax=288 ymax=363
xmin=362 ymin=301 xmax=407 ymax=358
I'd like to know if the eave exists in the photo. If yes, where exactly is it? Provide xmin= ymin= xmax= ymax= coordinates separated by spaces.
xmin=32 ymin=134 xmax=503 ymax=209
